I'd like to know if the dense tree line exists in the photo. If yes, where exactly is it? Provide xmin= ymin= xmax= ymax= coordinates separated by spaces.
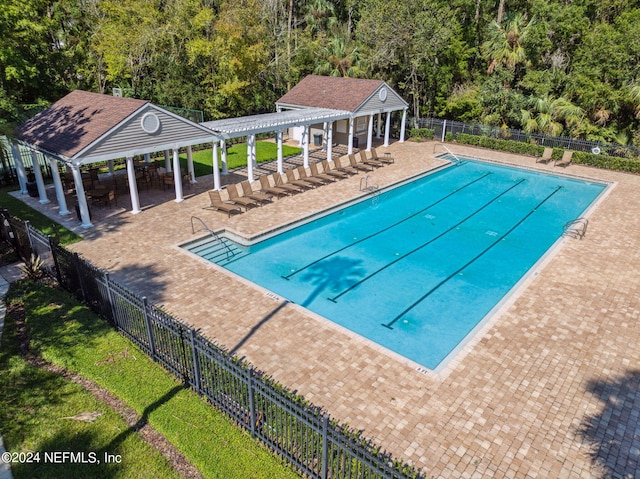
xmin=1 ymin=0 xmax=640 ymax=145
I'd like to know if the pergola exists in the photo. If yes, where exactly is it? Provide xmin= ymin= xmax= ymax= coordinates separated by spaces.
xmin=14 ymin=90 xmax=219 ymax=228
xmin=201 ymin=107 xmax=351 ymax=185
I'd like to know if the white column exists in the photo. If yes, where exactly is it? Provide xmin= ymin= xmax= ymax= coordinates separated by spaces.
xmin=11 ymin=144 xmax=27 ymax=194
xmin=71 ymin=164 xmax=93 ymax=228
xmin=125 ymin=156 xmax=142 ymax=214
xmin=212 ymin=142 xmax=221 ymax=190
xmin=165 ymin=150 xmax=172 ymax=172
xmin=276 ymin=130 xmax=284 ymax=174
xmin=107 ymin=159 xmax=115 ymax=175
xmin=384 ymin=111 xmax=391 ymax=147
xmin=220 ymin=140 xmax=228 ymax=175
xmin=376 ymin=113 xmax=382 ymax=139
xmin=366 ymin=114 xmax=374 ymax=151
xmin=302 ymin=125 xmax=310 ymax=167
xmin=347 ymin=118 xmax=355 ymax=154
xmin=322 ymin=122 xmax=328 ymax=151
xmin=247 ymin=134 xmax=256 ymax=182
xmin=48 ymin=157 xmax=70 ymax=215
xmin=186 ymin=146 xmax=196 ymax=183
xmin=399 ymin=108 xmax=407 ymax=143
xmin=30 ymin=151 xmax=49 ymax=204
xmin=327 ymin=121 xmax=333 ymax=162
xmin=172 ymin=148 xmax=184 ymax=202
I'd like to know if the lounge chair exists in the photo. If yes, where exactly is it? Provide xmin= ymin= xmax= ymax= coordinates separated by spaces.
xmin=272 ymin=173 xmax=305 ymax=193
xmin=349 ymin=154 xmax=373 ymax=172
xmin=308 ymin=163 xmax=337 ymax=184
xmin=259 ymin=175 xmax=291 ymax=198
xmin=226 ymin=184 xmax=260 ymax=209
xmin=333 ymin=156 xmax=359 ymax=175
xmin=555 ymin=150 xmax=573 ymax=167
xmin=285 ymin=168 xmax=316 ymax=189
xmin=320 ymin=160 xmax=349 ymax=179
xmin=241 ymin=180 xmax=272 ymax=205
xmin=537 ymin=147 xmax=553 ymax=164
xmin=370 ymin=148 xmax=394 ymax=164
xmin=205 ymin=190 xmax=241 ymax=217
xmin=359 ymin=150 xmax=384 ymax=168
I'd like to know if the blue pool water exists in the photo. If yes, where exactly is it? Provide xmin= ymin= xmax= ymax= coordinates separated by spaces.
xmin=187 ymin=160 xmax=606 ymax=369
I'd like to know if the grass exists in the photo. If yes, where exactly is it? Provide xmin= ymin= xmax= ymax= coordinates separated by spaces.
xmin=0 ymin=186 xmax=81 ymax=246
xmin=178 ymin=141 xmax=302 ymax=178
xmin=0 ymin=280 xmax=301 ymax=479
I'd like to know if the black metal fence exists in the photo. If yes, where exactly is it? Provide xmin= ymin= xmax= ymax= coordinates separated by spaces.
xmin=416 ymin=117 xmax=640 ymax=158
xmin=0 ymin=208 xmax=423 ymax=479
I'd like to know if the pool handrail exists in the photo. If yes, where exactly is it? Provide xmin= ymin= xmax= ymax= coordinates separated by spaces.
xmin=190 ymin=216 xmax=236 ymax=261
xmin=433 ymin=143 xmax=463 ymax=163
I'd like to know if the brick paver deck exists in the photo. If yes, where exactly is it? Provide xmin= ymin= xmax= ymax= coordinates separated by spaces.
xmin=17 ymin=142 xmax=640 ymax=478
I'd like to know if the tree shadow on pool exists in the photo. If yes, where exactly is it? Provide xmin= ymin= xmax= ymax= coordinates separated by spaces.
xmin=299 ymin=256 xmax=366 ymax=307
xmin=578 ymin=369 xmax=640 ymax=478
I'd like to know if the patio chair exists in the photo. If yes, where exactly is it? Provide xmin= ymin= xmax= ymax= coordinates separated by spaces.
xmin=273 ymin=173 xmax=305 ymax=193
xmin=536 ymin=147 xmax=554 ymax=164
xmin=349 ymin=154 xmax=373 ymax=172
xmin=241 ymin=180 xmax=272 ymax=205
xmin=359 ymin=150 xmax=384 ymax=168
xmin=259 ymin=175 xmax=291 ymax=198
xmin=308 ymin=163 xmax=337 ymax=183
xmin=204 ymin=190 xmax=242 ymax=217
xmin=555 ymin=150 xmax=573 ymax=168
xmin=285 ymin=168 xmax=316 ymax=189
xmin=296 ymin=165 xmax=329 ymax=185
xmin=333 ymin=156 xmax=359 ymax=175
xmin=226 ymin=184 xmax=260 ymax=209
xmin=370 ymin=148 xmax=394 ymax=164
xmin=321 ymin=160 xmax=349 ymax=179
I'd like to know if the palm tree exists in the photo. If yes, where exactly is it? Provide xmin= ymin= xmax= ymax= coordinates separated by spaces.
xmin=314 ymin=34 xmax=362 ymax=77
xmin=521 ymin=95 xmax=584 ymax=136
xmin=482 ymin=13 xmax=533 ymax=74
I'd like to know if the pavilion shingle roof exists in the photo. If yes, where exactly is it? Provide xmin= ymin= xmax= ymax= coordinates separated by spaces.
xmin=276 ymin=75 xmax=384 ymax=112
xmin=16 ymin=90 xmax=148 ymax=159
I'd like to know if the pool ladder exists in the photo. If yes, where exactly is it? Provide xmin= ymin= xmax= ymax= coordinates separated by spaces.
xmin=190 ymin=216 xmax=236 ymax=261
xmin=433 ymin=143 xmax=464 ymax=163
xmin=360 ymin=176 xmax=380 ymax=207
xmin=563 ymin=218 xmax=588 ymax=240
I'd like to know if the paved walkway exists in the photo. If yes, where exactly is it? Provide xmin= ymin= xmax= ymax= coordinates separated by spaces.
xmin=12 ymin=142 xmax=640 ymax=478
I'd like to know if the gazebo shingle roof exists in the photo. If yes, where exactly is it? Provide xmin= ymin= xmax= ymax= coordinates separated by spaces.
xmin=16 ymin=90 xmax=148 ymax=159
xmin=276 ymin=75 xmax=384 ymax=112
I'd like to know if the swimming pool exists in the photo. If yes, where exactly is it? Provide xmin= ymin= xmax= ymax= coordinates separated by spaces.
xmin=186 ymin=159 xmax=606 ymax=370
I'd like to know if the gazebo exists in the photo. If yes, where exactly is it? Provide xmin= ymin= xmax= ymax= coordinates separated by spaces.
xmin=275 ymin=75 xmax=409 ymax=153
xmin=14 ymin=90 xmax=219 ymax=228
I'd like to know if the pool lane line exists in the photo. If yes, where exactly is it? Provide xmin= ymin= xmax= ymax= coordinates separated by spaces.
xmin=327 ymin=178 xmax=527 ymax=303
xmin=281 ymin=172 xmax=493 ymax=280
xmin=381 ymin=185 xmax=563 ymax=330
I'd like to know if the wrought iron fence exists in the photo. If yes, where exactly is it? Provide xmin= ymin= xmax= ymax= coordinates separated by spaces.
xmin=0 ymin=209 xmax=423 ymax=479
xmin=416 ymin=118 xmax=639 ymax=158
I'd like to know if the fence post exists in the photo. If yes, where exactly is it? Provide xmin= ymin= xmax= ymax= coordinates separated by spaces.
xmin=142 ymin=297 xmax=157 ymax=360
xmin=248 ymin=368 xmax=256 ymax=438
xmin=104 ymin=273 xmax=118 ymax=326
xmin=189 ymin=327 xmax=201 ymax=394
xmin=73 ymin=252 xmax=87 ymax=303
xmin=321 ymin=414 xmax=329 ymax=479
xmin=48 ymin=236 xmax=63 ymax=285
xmin=441 ymin=120 xmax=446 ymax=142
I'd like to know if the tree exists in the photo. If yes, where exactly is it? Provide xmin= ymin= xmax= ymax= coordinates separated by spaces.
xmin=482 ymin=12 xmax=533 ymax=74
xmin=314 ymin=33 xmax=361 ymax=77
xmin=520 ymin=95 xmax=584 ymax=136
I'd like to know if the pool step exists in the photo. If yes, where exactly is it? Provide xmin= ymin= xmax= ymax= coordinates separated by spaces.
xmin=186 ymin=236 xmax=247 ymax=266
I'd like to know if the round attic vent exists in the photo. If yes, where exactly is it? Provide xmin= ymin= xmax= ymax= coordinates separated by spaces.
xmin=141 ymin=112 xmax=160 ymax=134
xmin=379 ymin=87 xmax=388 ymax=102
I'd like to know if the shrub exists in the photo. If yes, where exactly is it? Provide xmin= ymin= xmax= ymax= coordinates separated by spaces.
xmin=409 ymin=128 xmax=435 ymax=141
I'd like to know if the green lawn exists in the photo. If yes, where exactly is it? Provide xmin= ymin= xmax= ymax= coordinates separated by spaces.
xmin=0 ymin=280 xmax=301 ymax=479
xmin=178 ymin=141 xmax=301 ymax=178
xmin=0 ymin=186 xmax=81 ymax=246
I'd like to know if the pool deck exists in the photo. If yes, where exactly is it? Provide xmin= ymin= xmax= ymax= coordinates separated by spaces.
xmin=16 ymin=141 xmax=640 ymax=478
